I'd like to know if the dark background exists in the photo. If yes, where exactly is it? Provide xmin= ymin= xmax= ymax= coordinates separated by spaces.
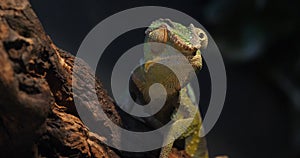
xmin=29 ymin=0 xmax=300 ymax=158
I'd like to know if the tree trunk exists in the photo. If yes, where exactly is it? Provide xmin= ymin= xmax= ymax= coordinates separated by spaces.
xmin=0 ymin=0 xmax=189 ymax=157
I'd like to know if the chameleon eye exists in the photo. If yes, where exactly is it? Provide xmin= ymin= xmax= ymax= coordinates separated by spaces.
xmin=199 ymin=33 xmax=205 ymax=39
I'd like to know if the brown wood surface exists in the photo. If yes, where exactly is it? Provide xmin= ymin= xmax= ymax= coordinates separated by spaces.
xmin=0 ymin=0 xmax=191 ymax=157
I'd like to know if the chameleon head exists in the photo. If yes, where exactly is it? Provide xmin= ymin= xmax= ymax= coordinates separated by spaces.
xmin=145 ymin=18 xmax=208 ymax=70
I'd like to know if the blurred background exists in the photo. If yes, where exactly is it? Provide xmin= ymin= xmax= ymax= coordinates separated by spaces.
xmin=29 ymin=0 xmax=300 ymax=158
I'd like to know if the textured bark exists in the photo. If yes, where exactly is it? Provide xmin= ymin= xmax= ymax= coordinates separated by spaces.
xmin=0 ymin=0 xmax=189 ymax=157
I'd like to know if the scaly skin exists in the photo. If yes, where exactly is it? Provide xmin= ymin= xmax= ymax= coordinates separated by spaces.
xmin=130 ymin=19 xmax=208 ymax=158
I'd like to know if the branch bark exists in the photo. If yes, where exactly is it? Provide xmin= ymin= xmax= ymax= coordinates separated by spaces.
xmin=0 ymin=0 xmax=190 ymax=157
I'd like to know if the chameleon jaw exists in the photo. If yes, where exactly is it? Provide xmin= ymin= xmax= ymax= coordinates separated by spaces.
xmin=146 ymin=26 xmax=198 ymax=55
xmin=169 ymin=32 xmax=198 ymax=54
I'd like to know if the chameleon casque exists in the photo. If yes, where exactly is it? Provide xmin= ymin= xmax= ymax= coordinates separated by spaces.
xmin=129 ymin=19 xmax=209 ymax=158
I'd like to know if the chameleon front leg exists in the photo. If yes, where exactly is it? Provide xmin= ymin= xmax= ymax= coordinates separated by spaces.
xmin=161 ymin=86 xmax=208 ymax=158
xmin=159 ymin=113 xmax=208 ymax=158
xmin=159 ymin=117 xmax=195 ymax=158
xmin=159 ymin=143 xmax=173 ymax=158
xmin=181 ymin=86 xmax=209 ymax=158
xmin=184 ymin=111 xmax=208 ymax=158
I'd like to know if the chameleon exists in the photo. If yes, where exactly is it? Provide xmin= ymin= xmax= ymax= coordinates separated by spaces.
xmin=129 ymin=18 xmax=209 ymax=158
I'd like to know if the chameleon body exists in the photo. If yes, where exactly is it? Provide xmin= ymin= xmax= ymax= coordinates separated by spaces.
xmin=130 ymin=19 xmax=208 ymax=158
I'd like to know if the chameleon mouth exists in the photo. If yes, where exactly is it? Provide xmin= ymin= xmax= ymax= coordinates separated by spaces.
xmin=146 ymin=27 xmax=198 ymax=55
xmin=169 ymin=33 xmax=197 ymax=54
